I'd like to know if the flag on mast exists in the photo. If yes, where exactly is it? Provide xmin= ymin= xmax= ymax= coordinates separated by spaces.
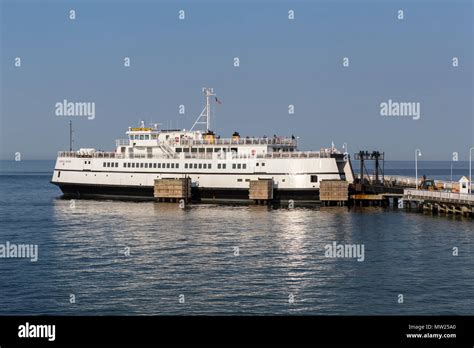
xmin=215 ymin=97 xmax=222 ymax=104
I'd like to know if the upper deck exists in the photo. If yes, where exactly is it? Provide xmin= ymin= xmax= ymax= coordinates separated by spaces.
xmin=116 ymin=136 xmax=297 ymax=148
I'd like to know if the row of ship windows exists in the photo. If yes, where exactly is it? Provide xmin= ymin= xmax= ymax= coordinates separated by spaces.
xmin=102 ymin=162 xmax=249 ymax=170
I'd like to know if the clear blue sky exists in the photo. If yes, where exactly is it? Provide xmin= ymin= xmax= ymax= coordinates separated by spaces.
xmin=1 ymin=0 xmax=472 ymax=160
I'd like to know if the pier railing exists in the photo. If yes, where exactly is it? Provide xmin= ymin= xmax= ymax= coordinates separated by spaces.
xmin=404 ymin=189 xmax=474 ymax=204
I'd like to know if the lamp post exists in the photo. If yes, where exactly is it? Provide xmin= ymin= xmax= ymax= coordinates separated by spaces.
xmin=470 ymin=147 xmax=474 ymax=194
xmin=342 ymin=143 xmax=348 ymax=159
xmin=450 ymin=162 xmax=453 ymax=182
xmin=415 ymin=149 xmax=422 ymax=189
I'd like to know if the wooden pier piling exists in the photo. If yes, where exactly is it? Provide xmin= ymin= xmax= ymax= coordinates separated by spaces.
xmin=320 ymin=180 xmax=349 ymax=206
xmin=249 ymin=179 xmax=273 ymax=204
xmin=154 ymin=178 xmax=192 ymax=203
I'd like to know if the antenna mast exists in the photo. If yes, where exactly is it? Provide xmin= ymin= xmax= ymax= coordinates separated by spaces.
xmin=69 ymin=120 xmax=73 ymax=151
xmin=191 ymin=87 xmax=216 ymax=132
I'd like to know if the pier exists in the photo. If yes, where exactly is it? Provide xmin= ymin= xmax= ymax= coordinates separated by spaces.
xmin=403 ymin=189 xmax=474 ymax=217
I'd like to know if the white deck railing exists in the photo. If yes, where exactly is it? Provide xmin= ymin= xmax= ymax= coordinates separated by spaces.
xmin=58 ymin=150 xmax=335 ymax=160
xmin=115 ymin=139 xmax=130 ymax=147
xmin=179 ymin=138 xmax=297 ymax=146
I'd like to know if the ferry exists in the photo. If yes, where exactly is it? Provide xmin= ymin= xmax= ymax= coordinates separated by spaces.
xmin=51 ymin=88 xmax=354 ymax=202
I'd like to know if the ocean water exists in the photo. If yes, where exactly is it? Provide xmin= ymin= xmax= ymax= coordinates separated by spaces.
xmin=0 ymin=160 xmax=472 ymax=315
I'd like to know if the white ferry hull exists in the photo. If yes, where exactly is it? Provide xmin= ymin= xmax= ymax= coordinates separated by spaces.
xmin=51 ymin=155 xmax=352 ymax=203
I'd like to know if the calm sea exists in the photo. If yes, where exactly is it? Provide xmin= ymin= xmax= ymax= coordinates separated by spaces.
xmin=0 ymin=160 xmax=472 ymax=315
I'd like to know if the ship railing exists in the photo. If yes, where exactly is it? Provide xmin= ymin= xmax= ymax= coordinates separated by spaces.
xmin=178 ymin=138 xmax=297 ymax=146
xmin=182 ymin=151 xmax=332 ymax=160
xmin=58 ymin=150 xmax=331 ymax=160
xmin=93 ymin=152 xmax=123 ymax=159
xmin=115 ymin=139 xmax=130 ymax=147
xmin=58 ymin=151 xmax=96 ymax=158
xmin=258 ymin=151 xmax=332 ymax=159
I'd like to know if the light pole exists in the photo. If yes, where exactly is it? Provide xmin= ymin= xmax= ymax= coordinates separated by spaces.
xmin=450 ymin=162 xmax=453 ymax=182
xmin=470 ymin=147 xmax=474 ymax=194
xmin=342 ymin=143 xmax=348 ymax=159
xmin=415 ymin=149 xmax=422 ymax=189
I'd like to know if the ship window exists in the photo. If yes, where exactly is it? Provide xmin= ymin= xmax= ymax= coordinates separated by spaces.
xmin=58 ymin=171 xmax=61 ymax=178
xmin=232 ymin=164 xmax=236 ymax=169
xmin=237 ymin=164 xmax=241 ymax=169
xmin=144 ymin=135 xmax=149 ymax=140
xmin=198 ymin=163 xmax=202 ymax=169
xmin=167 ymin=163 xmax=170 ymax=168
xmin=123 ymin=163 xmax=126 ymax=168
xmin=151 ymin=134 xmax=157 ymax=139
xmin=176 ymin=164 xmax=179 ymax=169
xmin=222 ymin=164 xmax=226 ymax=169
xmin=191 ymin=148 xmax=197 ymax=153
xmin=237 ymin=179 xmax=243 ymax=182
xmin=199 ymin=148 xmax=205 ymax=153
xmin=171 ymin=163 xmax=175 ymax=168
xmin=261 ymin=163 xmax=265 ymax=166
xmin=131 ymin=163 xmax=135 ymax=168
xmin=194 ymin=163 xmax=198 ymax=169
xmin=203 ymin=163 xmax=206 ymax=169
xmin=256 ymin=163 xmax=259 ymax=166
xmin=145 ymin=163 xmax=148 ymax=168
xmin=153 ymin=163 xmax=157 ymax=168
xmin=206 ymin=148 xmax=213 ymax=153
xmin=218 ymin=164 xmax=221 ymax=169
xmin=311 ymin=175 xmax=318 ymax=183
xmin=140 ymin=135 xmax=144 ymax=140
xmin=103 ymin=162 xmax=106 ymax=167
xmin=208 ymin=164 xmax=212 ymax=169
xmin=140 ymin=163 xmax=144 ymax=168
xmin=214 ymin=148 xmax=221 ymax=152
xmin=245 ymin=179 xmax=250 ymax=182
xmin=115 ymin=163 xmax=118 ymax=167
xmin=282 ymin=179 xmax=286 ymax=182
xmin=185 ymin=163 xmax=188 ymax=169
xmin=106 ymin=162 xmax=110 ymax=167
xmin=176 ymin=148 xmax=182 ymax=153
xmin=183 ymin=148 xmax=189 ymax=152
xmin=243 ymin=164 xmax=247 ymax=169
